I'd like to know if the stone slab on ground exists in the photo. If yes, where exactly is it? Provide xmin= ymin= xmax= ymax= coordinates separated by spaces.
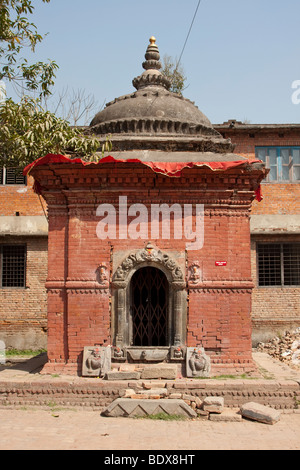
xmin=104 ymin=371 xmax=141 ymax=380
xmin=140 ymin=364 xmax=177 ymax=380
xmin=209 ymin=408 xmax=242 ymax=422
xmin=102 ymin=398 xmax=197 ymax=418
xmin=240 ymin=401 xmax=281 ymax=425
xmin=202 ymin=396 xmax=224 ymax=413
xmin=136 ymin=388 xmax=168 ymax=397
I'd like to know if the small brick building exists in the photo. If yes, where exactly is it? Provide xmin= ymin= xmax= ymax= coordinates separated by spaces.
xmin=24 ymin=38 xmax=267 ymax=375
xmin=2 ymin=38 xmax=300 ymax=371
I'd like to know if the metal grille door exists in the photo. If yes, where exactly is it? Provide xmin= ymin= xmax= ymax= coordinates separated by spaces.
xmin=131 ymin=267 xmax=168 ymax=346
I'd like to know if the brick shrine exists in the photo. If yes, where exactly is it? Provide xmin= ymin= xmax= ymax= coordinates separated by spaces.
xmin=25 ymin=37 xmax=267 ymax=376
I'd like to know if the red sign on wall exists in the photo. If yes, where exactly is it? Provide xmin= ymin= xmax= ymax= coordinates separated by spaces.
xmin=215 ymin=261 xmax=227 ymax=266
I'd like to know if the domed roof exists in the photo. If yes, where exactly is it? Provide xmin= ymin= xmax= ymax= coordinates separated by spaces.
xmin=89 ymin=37 xmax=236 ymax=159
xmin=91 ymin=37 xmax=215 ymax=136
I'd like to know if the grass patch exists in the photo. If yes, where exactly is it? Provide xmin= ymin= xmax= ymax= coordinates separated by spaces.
xmin=213 ymin=373 xmax=249 ymax=380
xmin=195 ymin=373 xmax=248 ymax=380
xmin=137 ymin=412 xmax=188 ymax=421
xmin=256 ymin=365 xmax=275 ymax=380
xmin=5 ymin=349 xmax=46 ymax=357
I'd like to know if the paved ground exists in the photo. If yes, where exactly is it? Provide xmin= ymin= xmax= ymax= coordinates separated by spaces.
xmin=0 ymin=351 xmax=299 ymax=451
xmin=0 ymin=408 xmax=299 ymax=450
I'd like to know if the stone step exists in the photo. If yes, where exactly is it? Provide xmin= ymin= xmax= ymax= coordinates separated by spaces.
xmin=140 ymin=364 xmax=177 ymax=380
xmin=102 ymin=398 xmax=197 ymax=418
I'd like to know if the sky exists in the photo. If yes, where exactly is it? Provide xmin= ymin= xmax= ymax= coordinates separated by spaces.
xmin=4 ymin=0 xmax=300 ymax=125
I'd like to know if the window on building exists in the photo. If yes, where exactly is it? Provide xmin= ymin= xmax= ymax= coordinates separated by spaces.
xmin=0 ymin=245 xmax=26 ymax=288
xmin=0 ymin=167 xmax=27 ymax=185
xmin=257 ymin=243 xmax=300 ymax=286
xmin=255 ymin=147 xmax=300 ymax=182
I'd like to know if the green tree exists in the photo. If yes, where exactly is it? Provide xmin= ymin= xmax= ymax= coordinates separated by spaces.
xmin=162 ymin=55 xmax=186 ymax=96
xmin=0 ymin=97 xmax=101 ymax=167
xmin=0 ymin=0 xmax=58 ymax=99
xmin=0 ymin=1 xmax=102 ymax=167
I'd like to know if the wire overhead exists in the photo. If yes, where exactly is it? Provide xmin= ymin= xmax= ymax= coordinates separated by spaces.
xmin=175 ymin=0 xmax=202 ymax=73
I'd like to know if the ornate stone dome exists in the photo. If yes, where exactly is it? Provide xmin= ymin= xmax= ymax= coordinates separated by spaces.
xmin=89 ymin=37 xmax=237 ymax=159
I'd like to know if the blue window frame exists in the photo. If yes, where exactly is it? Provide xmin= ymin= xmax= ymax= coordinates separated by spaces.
xmin=255 ymin=147 xmax=300 ymax=182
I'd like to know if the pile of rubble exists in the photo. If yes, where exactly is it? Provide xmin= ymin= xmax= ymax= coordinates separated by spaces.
xmin=104 ymin=384 xmax=281 ymax=424
xmin=256 ymin=328 xmax=300 ymax=368
xmin=123 ymin=385 xmax=217 ymax=419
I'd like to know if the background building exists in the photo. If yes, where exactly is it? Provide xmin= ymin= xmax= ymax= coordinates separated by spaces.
xmin=216 ymin=120 xmax=300 ymax=343
xmin=0 ymin=169 xmax=48 ymax=349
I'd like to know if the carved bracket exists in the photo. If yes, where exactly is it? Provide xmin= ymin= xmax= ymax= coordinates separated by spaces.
xmin=187 ymin=262 xmax=202 ymax=286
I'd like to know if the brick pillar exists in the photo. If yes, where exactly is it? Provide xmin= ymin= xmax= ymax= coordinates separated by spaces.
xmin=43 ymin=195 xmax=69 ymax=372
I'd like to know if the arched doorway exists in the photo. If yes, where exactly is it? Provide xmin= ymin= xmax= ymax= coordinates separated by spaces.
xmin=131 ymin=267 xmax=168 ymax=346
xmin=112 ymin=245 xmax=186 ymax=356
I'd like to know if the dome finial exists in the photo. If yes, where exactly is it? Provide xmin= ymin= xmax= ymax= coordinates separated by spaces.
xmin=132 ymin=36 xmax=171 ymax=91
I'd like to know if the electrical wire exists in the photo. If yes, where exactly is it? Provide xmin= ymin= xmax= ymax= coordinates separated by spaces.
xmin=174 ymin=0 xmax=202 ymax=74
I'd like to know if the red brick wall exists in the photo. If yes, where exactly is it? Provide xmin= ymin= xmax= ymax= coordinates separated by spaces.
xmin=0 ymin=174 xmax=48 ymax=350
xmin=218 ymin=126 xmax=300 ymax=342
xmin=33 ymin=162 xmax=262 ymax=374
xmin=217 ymin=127 xmax=300 ymax=215
xmin=0 ymin=176 xmax=46 ymax=216
xmin=0 ymin=236 xmax=48 ymax=349
xmin=250 ymin=234 xmax=300 ymax=343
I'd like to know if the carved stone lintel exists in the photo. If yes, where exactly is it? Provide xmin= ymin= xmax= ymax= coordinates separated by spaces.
xmin=127 ymin=348 xmax=169 ymax=362
xmin=112 ymin=243 xmax=185 ymax=285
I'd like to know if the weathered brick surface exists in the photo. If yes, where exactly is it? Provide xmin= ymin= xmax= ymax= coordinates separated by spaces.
xmin=216 ymin=126 xmax=300 ymax=216
xmin=0 ymin=176 xmax=46 ymax=216
xmin=0 ymin=174 xmax=48 ymax=349
xmin=0 ymin=379 xmax=298 ymax=411
xmin=216 ymin=125 xmax=300 ymax=341
xmin=26 ymin=160 xmax=264 ymax=375
xmin=1 ymin=124 xmax=299 ymax=355
xmin=0 ymin=236 xmax=48 ymax=349
xmin=251 ymin=235 xmax=300 ymax=343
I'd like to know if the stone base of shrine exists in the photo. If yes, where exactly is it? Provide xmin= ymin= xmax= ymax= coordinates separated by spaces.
xmin=1 ymin=352 xmax=299 ymax=411
xmin=40 ymin=358 xmax=258 ymax=378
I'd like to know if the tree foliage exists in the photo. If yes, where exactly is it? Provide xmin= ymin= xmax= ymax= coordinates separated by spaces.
xmin=0 ymin=0 xmax=58 ymax=98
xmin=0 ymin=97 xmax=101 ymax=167
xmin=162 ymin=55 xmax=186 ymax=96
xmin=0 ymin=1 xmax=104 ymax=167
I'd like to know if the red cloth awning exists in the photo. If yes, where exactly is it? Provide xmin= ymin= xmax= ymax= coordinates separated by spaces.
xmin=23 ymin=153 xmax=263 ymax=201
